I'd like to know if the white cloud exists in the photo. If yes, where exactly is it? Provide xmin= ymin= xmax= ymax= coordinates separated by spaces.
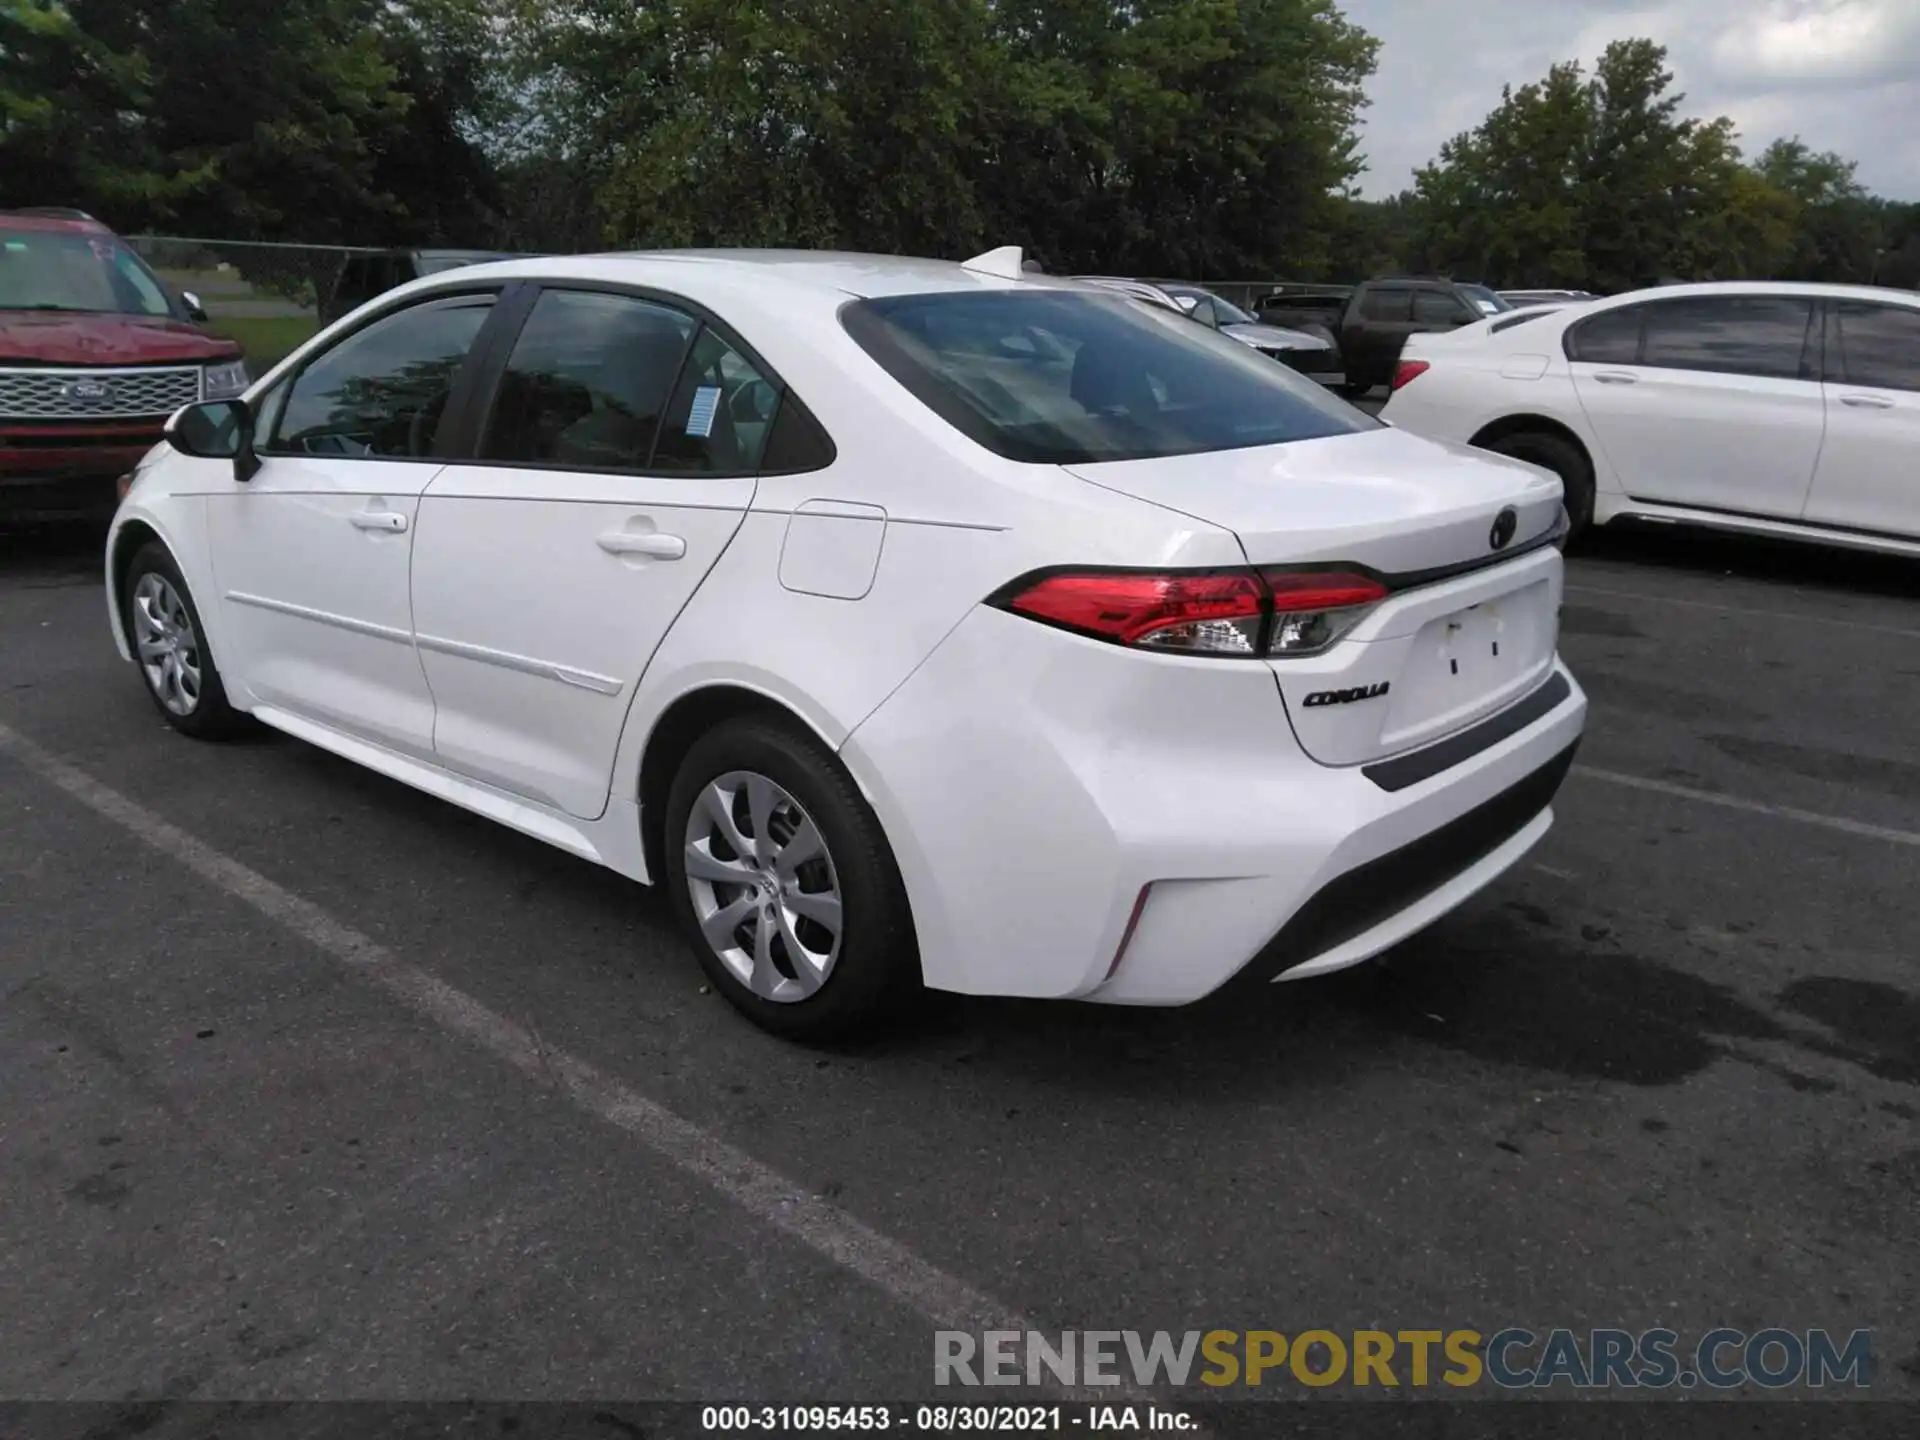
xmin=1343 ymin=0 xmax=1920 ymax=199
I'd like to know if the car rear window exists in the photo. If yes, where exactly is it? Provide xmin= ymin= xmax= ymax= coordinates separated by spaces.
xmin=840 ymin=290 xmax=1377 ymax=465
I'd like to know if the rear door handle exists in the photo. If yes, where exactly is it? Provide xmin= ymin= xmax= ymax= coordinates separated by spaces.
xmin=597 ymin=530 xmax=686 ymax=560
xmin=1839 ymin=393 xmax=1894 ymax=409
xmin=1592 ymin=371 xmax=1638 ymax=385
xmin=350 ymin=508 xmax=408 ymax=533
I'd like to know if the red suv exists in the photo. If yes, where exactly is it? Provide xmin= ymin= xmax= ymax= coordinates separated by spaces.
xmin=1 ymin=208 xmax=249 ymax=519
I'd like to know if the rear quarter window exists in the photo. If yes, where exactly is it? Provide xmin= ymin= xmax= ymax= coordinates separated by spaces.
xmin=1566 ymin=306 xmax=1645 ymax=364
xmin=841 ymin=289 xmax=1378 ymax=466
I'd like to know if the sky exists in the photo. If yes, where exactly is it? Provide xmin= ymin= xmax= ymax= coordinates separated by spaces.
xmin=1343 ymin=0 xmax=1920 ymax=200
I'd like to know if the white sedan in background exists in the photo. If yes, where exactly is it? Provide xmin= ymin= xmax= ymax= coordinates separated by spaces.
xmin=1382 ymin=280 xmax=1920 ymax=554
xmin=107 ymin=246 xmax=1585 ymax=1041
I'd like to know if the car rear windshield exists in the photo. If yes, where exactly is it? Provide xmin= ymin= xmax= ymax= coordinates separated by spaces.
xmin=1454 ymin=284 xmax=1513 ymax=315
xmin=840 ymin=290 xmax=1377 ymax=465
xmin=0 ymin=225 xmax=174 ymax=316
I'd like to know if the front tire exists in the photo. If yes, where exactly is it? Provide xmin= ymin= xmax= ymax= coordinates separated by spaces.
xmin=122 ymin=542 xmax=246 ymax=738
xmin=663 ymin=715 xmax=919 ymax=1042
xmin=1482 ymin=430 xmax=1596 ymax=540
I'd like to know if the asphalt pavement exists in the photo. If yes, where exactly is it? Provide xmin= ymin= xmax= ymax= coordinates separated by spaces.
xmin=2 ymin=511 xmax=1917 ymax=1417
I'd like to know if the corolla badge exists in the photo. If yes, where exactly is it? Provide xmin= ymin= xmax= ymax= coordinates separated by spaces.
xmin=64 ymin=378 xmax=114 ymax=404
xmin=1489 ymin=506 xmax=1518 ymax=550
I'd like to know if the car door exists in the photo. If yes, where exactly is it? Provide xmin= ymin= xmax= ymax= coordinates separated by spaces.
xmin=1344 ymin=285 xmax=1412 ymax=383
xmin=205 ymin=290 xmax=499 ymax=758
xmin=409 ymin=286 xmax=773 ymax=820
xmin=1567 ymin=293 xmax=1825 ymax=517
xmin=1804 ymin=298 xmax=1920 ymax=536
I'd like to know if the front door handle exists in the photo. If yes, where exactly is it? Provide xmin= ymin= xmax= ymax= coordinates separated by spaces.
xmin=1839 ymin=392 xmax=1894 ymax=409
xmin=597 ymin=530 xmax=686 ymax=560
xmin=1592 ymin=370 xmax=1638 ymax=385
xmin=350 ymin=508 xmax=408 ymax=533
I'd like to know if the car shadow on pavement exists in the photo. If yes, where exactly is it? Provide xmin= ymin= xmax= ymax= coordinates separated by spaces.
xmin=0 ymin=519 xmax=106 ymax=583
xmin=1577 ymin=522 xmax=1920 ymax=603
xmin=891 ymin=908 xmax=1919 ymax=1107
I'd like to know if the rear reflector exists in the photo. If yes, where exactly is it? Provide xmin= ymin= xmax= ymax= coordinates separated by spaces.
xmin=1105 ymin=884 xmax=1154 ymax=980
xmin=115 ymin=473 xmax=133 ymax=501
xmin=996 ymin=567 xmax=1389 ymax=658
xmin=1391 ymin=360 xmax=1430 ymax=390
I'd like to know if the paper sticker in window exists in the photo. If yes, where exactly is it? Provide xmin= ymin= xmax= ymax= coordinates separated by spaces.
xmin=687 ymin=386 xmax=722 ymax=439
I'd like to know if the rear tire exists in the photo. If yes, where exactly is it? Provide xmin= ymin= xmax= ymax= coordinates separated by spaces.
xmin=1481 ymin=431 xmax=1595 ymax=540
xmin=122 ymin=542 xmax=248 ymax=739
xmin=663 ymin=715 xmax=920 ymax=1043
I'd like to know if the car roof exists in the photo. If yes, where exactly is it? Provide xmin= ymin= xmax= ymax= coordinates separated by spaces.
xmin=0 ymin=209 xmax=112 ymax=235
xmin=1592 ymin=279 xmax=1920 ymax=305
xmin=583 ymin=250 xmax=1076 ymax=300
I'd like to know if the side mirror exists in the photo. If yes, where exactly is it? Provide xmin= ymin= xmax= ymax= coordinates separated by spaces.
xmin=181 ymin=290 xmax=210 ymax=324
xmin=165 ymin=400 xmax=261 ymax=481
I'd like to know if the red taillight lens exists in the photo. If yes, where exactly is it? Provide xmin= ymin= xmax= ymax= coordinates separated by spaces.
xmin=1391 ymin=360 xmax=1430 ymax=390
xmin=998 ymin=567 xmax=1388 ymax=658
xmin=1004 ymin=571 xmax=1266 ymax=655
xmin=115 ymin=472 xmax=134 ymax=501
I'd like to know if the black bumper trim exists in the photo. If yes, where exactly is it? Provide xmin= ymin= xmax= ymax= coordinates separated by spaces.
xmin=1363 ymin=671 xmax=1573 ymax=793
xmin=1219 ymin=740 xmax=1580 ymax=995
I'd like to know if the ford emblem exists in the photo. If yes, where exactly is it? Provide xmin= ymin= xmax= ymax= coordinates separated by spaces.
xmin=64 ymin=378 xmax=114 ymax=404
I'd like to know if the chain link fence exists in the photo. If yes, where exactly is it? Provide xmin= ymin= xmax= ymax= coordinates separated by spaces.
xmin=126 ymin=236 xmax=385 ymax=368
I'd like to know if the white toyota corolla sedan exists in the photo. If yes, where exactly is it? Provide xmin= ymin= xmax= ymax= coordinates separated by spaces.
xmin=106 ymin=247 xmax=1587 ymax=1040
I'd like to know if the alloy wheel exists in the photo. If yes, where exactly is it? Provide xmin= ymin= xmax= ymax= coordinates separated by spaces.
xmin=132 ymin=572 xmax=202 ymax=717
xmin=682 ymin=770 xmax=843 ymax=1002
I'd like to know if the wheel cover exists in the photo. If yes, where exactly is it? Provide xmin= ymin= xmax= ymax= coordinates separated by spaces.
xmin=682 ymin=770 xmax=843 ymax=1003
xmin=131 ymin=572 xmax=202 ymax=717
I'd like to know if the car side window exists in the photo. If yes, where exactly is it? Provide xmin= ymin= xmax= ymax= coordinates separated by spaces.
xmin=1567 ymin=305 xmax=1643 ymax=364
xmin=1360 ymin=288 xmax=1410 ymax=321
xmin=1637 ymin=296 xmax=1814 ymax=381
xmin=1833 ymin=301 xmax=1920 ymax=393
xmin=652 ymin=326 xmax=779 ymax=475
xmin=1413 ymin=290 xmax=1464 ymax=324
xmin=480 ymin=289 xmax=696 ymax=471
xmin=267 ymin=294 xmax=495 ymax=459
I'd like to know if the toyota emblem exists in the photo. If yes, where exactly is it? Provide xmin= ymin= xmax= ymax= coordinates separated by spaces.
xmin=1489 ymin=507 xmax=1518 ymax=550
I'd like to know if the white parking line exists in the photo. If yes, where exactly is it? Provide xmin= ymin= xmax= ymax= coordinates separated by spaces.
xmin=1573 ymin=764 xmax=1920 ymax=848
xmin=0 ymin=721 xmax=1053 ymax=1368
xmin=1564 ymin=582 xmax=1920 ymax=642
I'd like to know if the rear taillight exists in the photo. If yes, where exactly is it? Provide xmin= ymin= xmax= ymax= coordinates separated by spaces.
xmin=1263 ymin=569 xmax=1388 ymax=654
xmin=1391 ymin=360 xmax=1430 ymax=390
xmin=996 ymin=567 xmax=1387 ymax=658
xmin=1001 ymin=571 xmax=1266 ymax=655
xmin=115 ymin=472 xmax=134 ymax=501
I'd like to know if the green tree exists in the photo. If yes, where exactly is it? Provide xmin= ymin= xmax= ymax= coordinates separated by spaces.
xmin=1754 ymin=137 xmax=1880 ymax=282
xmin=1411 ymin=39 xmax=1803 ymax=291
xmin=510 ymin=0 xmax=1379 ymax=276
xmin=2 ymin=0 xmax=500 ymax=243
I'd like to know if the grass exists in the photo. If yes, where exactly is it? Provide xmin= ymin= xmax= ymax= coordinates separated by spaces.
xmin=210 ymin=314 xmax=319 ymax=371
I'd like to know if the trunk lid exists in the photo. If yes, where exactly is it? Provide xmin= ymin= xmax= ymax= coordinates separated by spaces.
xmin=1066 ymin=428 xmax=1568 ymax=766
xmin=1064 ymin=425 xmax=1564 ymax=578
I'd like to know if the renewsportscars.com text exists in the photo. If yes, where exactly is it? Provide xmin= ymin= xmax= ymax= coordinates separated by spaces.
xmin=934 ymin=1327 xmax=1874 ymax=1390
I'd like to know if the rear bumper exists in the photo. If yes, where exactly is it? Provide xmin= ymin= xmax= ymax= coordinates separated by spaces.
xmin=1220 ymin=738 xmax=1576 ymax=994
xmin=842 ymin=601 xmax=1588 ymax=1005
